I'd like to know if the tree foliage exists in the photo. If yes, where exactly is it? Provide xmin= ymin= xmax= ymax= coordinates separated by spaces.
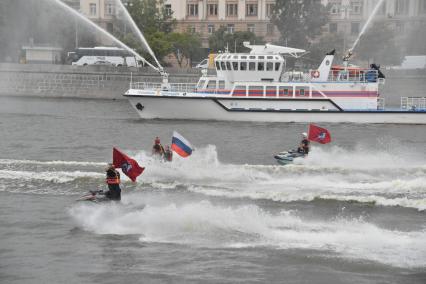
xmin=271 ymin=0 xmax=328 ymax=48
xmin=307 ymin=33 xmax=345 ymax=67
xmin=355 ymin=21 xmax=403 ymax=66
xmin=208 ymin=27 xmax=264 ymax=53
xmin=127 ymin=0 xmax=174 ymax=35
xmin=168 ymin=32 xmax=202 ymax=67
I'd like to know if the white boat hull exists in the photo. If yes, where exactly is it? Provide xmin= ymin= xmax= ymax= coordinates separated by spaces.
xmin=125 ymin=95 xmax=426 ymax=124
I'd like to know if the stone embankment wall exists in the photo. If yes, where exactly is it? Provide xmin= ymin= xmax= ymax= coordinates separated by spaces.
xmin=0 ymin=63 xmax=200 ymax=99
xmin=0 ymin=63 xmax=425 ymax=106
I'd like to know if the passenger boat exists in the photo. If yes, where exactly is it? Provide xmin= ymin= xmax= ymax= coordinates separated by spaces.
xmin=124 ymin=42 xmax=426 ymax=124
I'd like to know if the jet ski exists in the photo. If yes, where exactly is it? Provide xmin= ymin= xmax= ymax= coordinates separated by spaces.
xmin=274 ymin=149 xmax=306 ymax=165
xmin=76 ymin=190 xmax=109 ymax=203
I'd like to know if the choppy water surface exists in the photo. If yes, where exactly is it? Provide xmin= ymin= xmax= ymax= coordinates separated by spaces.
xmin=0 ymin=96 xmax=425 ymax=283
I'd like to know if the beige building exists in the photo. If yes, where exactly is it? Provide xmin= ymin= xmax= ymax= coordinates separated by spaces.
xmin=322 ymin=0 xmax=426 ymax=40
xmin=165 ymin=0 xmax=279 ymax=47
xmin=79 ymin=0 xmax=117 ymax=33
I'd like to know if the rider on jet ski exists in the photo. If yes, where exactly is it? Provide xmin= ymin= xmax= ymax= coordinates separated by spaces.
xmin=102 ymin=163 xmax=121 ymax=201
xmin=297 ymin=132 xmax=310 ymax=154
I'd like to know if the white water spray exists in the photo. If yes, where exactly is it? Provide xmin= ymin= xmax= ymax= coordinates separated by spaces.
xmin=350 ymin=0 xmax=386 ymax=53
xmin=115 ymin=0 xmax=163 ymax=72
xmin=48 ymin=0 xmax=160 ymax=73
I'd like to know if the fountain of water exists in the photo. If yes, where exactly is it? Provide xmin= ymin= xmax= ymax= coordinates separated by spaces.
xmin=47 ymin=0 xmax=160 ymax=73
xmin=344 ymin=0 xmax=386 ymax=59
xmin=114 ymin=0 xmax=163 ymax=72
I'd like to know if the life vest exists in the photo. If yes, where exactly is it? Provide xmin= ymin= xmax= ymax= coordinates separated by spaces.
xmin=106 ymin=169 xmax=120 ymax=184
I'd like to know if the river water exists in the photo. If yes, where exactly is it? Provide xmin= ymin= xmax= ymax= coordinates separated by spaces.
xmin=0 ymin=96 xmax=425 ymax=284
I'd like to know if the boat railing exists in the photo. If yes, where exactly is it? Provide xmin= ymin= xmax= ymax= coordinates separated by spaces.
xmin=401 ymin=97 xmax=426 ymax=110
xmin=131 ymin=82 xmax=197 ymax=92
xmin=308 ymin=69 xmax=379 ymax=83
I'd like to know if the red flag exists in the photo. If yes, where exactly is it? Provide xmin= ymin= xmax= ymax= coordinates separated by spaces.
xmin=113 ymin=147 xmax=145 ymax=182
xmin=308 ymin=124 xmax=332 ymax=144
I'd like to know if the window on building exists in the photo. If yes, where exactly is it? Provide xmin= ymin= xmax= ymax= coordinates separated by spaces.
xmin=208 ymin=4 xmax=218 ymax=16
xmin=246 ymin=4 xmax=258 ymax=16
xmin=396 ymin=21 xmax=405 ymax=32
xmin=247 ymin=24 xmax=255 ymax=33
xmin=226 ymin=3 xmax=238 ymax=16
xmin=187 ymin=4 xmax=198 ymax=16
xmin=377 ymin=1 xmax=386 ymax=15
xmin=227 ymin=24 xmax=235 ymax=34
xmin=208 ymin=24 xmax=215 ymax=34
xmin=106 ymin=3 xmax=114 ymax=15
xmin=266 ymin=3 xmax=274 ymax=17
xmin=188 ymin=25 xmax=196 ymax=33
xmin=266 ymin=23 xmax=274 ymax=35
xmin=90 ymin=3 xmax=96 ymax=16
xmin=350 ymin=1 xmax=362 ymax=15
xmin=329 ymin=23 xmax=337 ymax=33
xmin=395 ymin=0 xmax=409 ymax=15
xmin=330 ymin=4 xmax=339 ymax=15
xmin=351 ymin=22 xmax=360 ymax=35
xmin=165 ymin=4 xmax=172 ymax=16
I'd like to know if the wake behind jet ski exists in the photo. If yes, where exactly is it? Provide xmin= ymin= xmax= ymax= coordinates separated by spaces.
xmin=76 ymin=190 xmax=109 ymax=203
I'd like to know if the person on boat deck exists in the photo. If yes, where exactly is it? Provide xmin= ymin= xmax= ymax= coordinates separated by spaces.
xmin=103 ymin=163 xmax=121 ymax=201
xmin=298 ymin=132 xmax=310 ymax=154
xmin=163 ymin=145 xmax=173 ymax=162
xmin=152 ymin=137 xmax=165 ymax=157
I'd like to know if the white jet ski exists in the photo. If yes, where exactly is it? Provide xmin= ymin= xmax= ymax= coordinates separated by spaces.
xmin=76 ymin=190 xmax=109 ymax=203
xmin=274 ymin=149 xmax=306 ymax=165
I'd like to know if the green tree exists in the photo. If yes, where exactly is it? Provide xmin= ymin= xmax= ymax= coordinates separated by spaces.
xmin=355 ymin=21 xmax=403 ymax=66
xmin=271 ymin=0 xmax=328 ymax=48
xmin=307 ymin=33 xmax=345 ymax=67
xmin=168 ymin=32 xmax=202 ymax=67
xmin=208 ymin=27 xmax=264 ymax=53
xmin=127 ymin=0 xmax=174 ymax=34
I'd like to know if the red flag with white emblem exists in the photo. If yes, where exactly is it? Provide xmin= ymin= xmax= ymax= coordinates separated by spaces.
xmin=308 ymin=124 xmax=332 ymax=144
xmin=113 ymin=147 xmax=144 ymax=182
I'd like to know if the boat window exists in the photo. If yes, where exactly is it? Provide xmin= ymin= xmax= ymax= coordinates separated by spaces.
xmin=275 ymin=62 xmax=281 ymax=71
xmin=206 ymin=80 xmax=216 ymax=89
xmin=240 ymin=62 xmax=247 ymax=70
xmin=197 ymin=80 xmax=206 ymax=89
xmin=267 ymin=56 xmax=273 ymax=59
xmin=233 ymin=55 xmax=238 ymax=59
xmin=258 ymin=62 xmax=264 ymax=71
xmin=279 ymin=86 xmax=291 ymax=96
xmin=221 ymin=61 xmax=226 ymax=70
xmin=226 ymin=61 xmax=232 ymax=70
xmin=266 ymin=62 xmax=273 ymax=71
xmin=266 ymin=86 xmax=277 ymax=97
xmin=232 ymin=61 xmax=239 ymax=70
xmin=216 ymin=61 xmax=221 ymax=70
xmin=258 ymin=56 xmax=264 ymax=59
xmin=296 ymin=87 xmax=306 ymax=96
xmin=249 ymin=55 xmax=256 ymax=59
xmin=227 ymin=55 xmax=232 ymax=59
xmin=248 ymin=86 xmax=264 ymax=96
xmin=241 ymin=56 xmax=247 ymax=59
xmin=218 ymin=80 xmax=225 ymax=89
xmin=233 ymin=85 xmax=246 ymax=96
xmin=249 ymin=62 xmax=256 ymax=71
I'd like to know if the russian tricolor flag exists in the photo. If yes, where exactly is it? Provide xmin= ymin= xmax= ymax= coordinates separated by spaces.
xmin=171 ymin=131 xmax=193 ymax=158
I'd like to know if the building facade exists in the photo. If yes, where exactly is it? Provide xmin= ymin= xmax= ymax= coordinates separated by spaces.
xmin=165 ymin=0 xmax=279 ymax=47
xmin=323 ymin=0 xmax=426 ymax=40
xmin=79 ymin=0 xmax=116 ymax=33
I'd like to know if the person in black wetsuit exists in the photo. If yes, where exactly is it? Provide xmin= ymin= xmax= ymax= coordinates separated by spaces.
xmin=297 ymin=132 xmax=310 ymax=154
xmin=104 ymin=163 xmax=121 ymax=201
